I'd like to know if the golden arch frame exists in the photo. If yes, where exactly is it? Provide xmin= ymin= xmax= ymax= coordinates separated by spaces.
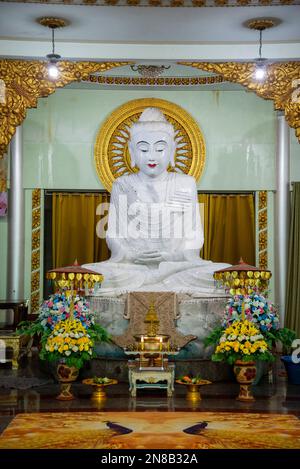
xmin=94 ymin=97 xmax=206 ymax=192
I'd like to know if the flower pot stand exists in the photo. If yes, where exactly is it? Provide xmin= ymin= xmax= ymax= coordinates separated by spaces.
xmin=233 ymin=361 xmax=256 ymax=402
xmin=56 ymin=364 xmax=79 ymax=401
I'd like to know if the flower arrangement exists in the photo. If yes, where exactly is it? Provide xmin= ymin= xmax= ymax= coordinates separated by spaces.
xmin=17 ymin=292 xmax=110 ymax=369
xmin=39 ymin=317 xmax=95 ymax=369
xmin=211 ymin=319 xmax=274 ymax=365
xmin=37 ymin=293 xmax=96 ymax=333
xmin=223 ymin=293 xmax=280 ymax=341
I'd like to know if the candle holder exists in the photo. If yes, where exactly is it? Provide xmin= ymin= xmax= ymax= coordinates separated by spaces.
xmin=124 ymin=302 xmax=180 ymax=370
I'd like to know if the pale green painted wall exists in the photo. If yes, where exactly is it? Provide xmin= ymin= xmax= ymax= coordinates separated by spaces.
xmin=0 ymin=216 xmax=8 ymax=298
xmin=23 ymin=88 xmax=276 ymax=191
xmin=291 ymin=131 xmax=300 ymax=182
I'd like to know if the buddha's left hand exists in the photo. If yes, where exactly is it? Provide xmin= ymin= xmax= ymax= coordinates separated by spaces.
xmin=134 ymin=250 xmax=172 ymax=264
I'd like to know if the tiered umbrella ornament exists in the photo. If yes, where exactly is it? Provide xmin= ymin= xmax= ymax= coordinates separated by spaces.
xmin=46 ymin=259 xmax=103 ymax=296
xmin=213 ymin=258 xmax=272 ymax=297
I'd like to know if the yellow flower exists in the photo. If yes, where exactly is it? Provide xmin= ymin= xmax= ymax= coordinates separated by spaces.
xmin=215 ymin=319 xmax=270 ymax=360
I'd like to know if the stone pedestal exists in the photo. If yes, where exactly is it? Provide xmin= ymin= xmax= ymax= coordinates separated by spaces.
xmin=88 ymin=293 xmax=228 ymax=361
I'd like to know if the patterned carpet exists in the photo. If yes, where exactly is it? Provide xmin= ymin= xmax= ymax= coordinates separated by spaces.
xmin=0 ymin=411 xmax=300 ymax=449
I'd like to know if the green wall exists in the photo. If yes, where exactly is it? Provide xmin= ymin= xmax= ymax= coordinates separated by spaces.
xmin=291 ymin=130 xmax=300 ymax=181
xmin=23 ymin=88 xmax=276 ymax=191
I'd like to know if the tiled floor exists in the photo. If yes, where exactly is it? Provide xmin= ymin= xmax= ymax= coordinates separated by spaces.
xmin=0 ymin=353 xmax=299 ymax=436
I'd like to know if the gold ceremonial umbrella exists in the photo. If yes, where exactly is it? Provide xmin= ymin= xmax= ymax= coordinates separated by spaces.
xmin=46 ymin=259 xmax=103 ymax=294
xmin=213 ymin=258 xmax=272 ymax=297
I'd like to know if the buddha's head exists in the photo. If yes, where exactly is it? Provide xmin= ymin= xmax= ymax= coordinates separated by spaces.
xmin=128 ymin=107 xmax=176 ymax=178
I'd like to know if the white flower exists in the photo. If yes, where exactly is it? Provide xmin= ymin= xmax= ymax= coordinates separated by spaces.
xmin=65 ymin=350 xmax=71 ymax=356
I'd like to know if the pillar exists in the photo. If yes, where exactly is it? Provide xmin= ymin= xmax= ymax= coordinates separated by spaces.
xmin=275 ymin=112 xmax=290 ymax=323
xmin=7 ymin=126 xmax=25 ymax=300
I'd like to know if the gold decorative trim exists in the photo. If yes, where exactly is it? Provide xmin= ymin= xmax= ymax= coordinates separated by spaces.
xmin=0 ymin=60 xmax=130 ymax=160
xmin=259 ymin=251 xmax=268 ymax=271
xmin=30 ymin=292 xmax=40 ymax=316
xmin=31 ymin=271 xmax=40 ymax=292
xmin=245 ymin=19 xmax=278 ymax=31
xmin=258 ymin=191 xmax=268 ymax=269
xmin=258 ymin=190 xmax=267 ymax=210
xmin=180 ymin=62 xmax=300 ymax=144
xmin=85 ymin=74 xmax=225 ymax=87
xmin=259 ymin=231 xmax=268 ymax=251
xmin=32 ymin=230 xmax=41 ymax=251
xmin=31 ymin=189 xmax=41 ymax=314
xmin=31 ymin=250 xmax=40 ymax=272
xmin=37 ymin=17 xmax=69 ymax=29
xmin=32 ymin=208 xmax=41 ymax=230
xmin=94 ymin=98 xmax=206 ymax=192
xmin=258 ymin=209 xmax=267 ymax=230
xmin=1 ymin=0 xmax=298 ymax=5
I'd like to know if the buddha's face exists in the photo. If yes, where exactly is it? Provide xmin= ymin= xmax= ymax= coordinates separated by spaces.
xmin=129 ymin=130 xmax=175 ymax=178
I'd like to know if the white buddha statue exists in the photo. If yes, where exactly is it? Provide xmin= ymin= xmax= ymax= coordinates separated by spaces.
xmin=83 ymin=107 xmax=230 ymax=296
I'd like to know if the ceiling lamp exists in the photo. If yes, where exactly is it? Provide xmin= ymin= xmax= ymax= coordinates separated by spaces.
xmin=245 ymin=18 xmax=280 ymax=81
xmin=37 ymin=17 xmax=69 ymax=80
xmin=130 ymin=65 xmax=171 ymax=78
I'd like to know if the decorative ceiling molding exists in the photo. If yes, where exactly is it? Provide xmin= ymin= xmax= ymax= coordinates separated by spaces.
xmin=180 ymin=61 xmax=300 ymax=143
xmin=0 ymin=0 xmax=298 ymax=6
xmin=0 ymin=60 xmax=130 ymax=159
xmin=85 ymin=74 xmax=225 ymax=86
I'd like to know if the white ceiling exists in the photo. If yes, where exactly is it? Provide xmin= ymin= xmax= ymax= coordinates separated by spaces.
xmin=0 ymin=2 xmax=299 ymax=60
xmin=0 ymin=3 xmax=299 ymax=43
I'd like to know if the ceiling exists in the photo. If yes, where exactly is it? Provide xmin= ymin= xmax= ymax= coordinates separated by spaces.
xmin=0 ymin=3 xmax=300 ymax=44
xmin=0 ymin=2 xmax=300 ymax=62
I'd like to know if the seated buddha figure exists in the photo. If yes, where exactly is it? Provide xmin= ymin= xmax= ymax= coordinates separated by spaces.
xmin=83 ymin=107 xmax=230 ymax=296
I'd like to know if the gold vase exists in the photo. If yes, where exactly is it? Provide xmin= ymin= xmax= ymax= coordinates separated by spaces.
xmin=56 ymin=363 xmax=79 ymax=401
xmin=233 ymin=360 xmax=256 ymax=402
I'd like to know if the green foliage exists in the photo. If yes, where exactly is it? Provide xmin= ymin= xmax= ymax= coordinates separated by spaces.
xmin=16 ymin=320 xmax=46 ymax=338
xmin=211 ymin=350 xmax=275 ymax=366
xmin=276 ymin=327 xmax=297 ymax=354
xmin=203 ymin=327 xmax=223 ymax=347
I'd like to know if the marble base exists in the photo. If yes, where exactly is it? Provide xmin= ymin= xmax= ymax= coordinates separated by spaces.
xmin=88 ymin=294 xmax=228 ymax=360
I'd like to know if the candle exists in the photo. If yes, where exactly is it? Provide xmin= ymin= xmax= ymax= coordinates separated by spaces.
xmin=141 ymin=336 xmax=144 ymax=351
xmin=159 ymin=337 xmax=163 ymax=351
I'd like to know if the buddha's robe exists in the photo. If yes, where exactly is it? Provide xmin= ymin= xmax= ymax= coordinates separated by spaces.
xmin=83 ymin=172 xmax=229 ymax=296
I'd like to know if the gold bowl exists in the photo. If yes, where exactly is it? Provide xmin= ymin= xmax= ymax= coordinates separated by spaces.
xmin=176 ymin=379 xmax=212 ymax=402
xmin=82 ymin=378 xmax=118 ymax=402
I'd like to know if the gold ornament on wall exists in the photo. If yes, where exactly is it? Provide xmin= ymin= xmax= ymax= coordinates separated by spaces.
xmin=0 ymin=59 xmax=130 ymax=160
xmin=94 ymin=98 xmax=206 ymax=192
xmin=258 ymin=191 xmax=268 ymax=269
xmin=31 ymin=189 xmax=41 ymax=314
xmin=180 ymin=61 xmax=300 ymax=143
xmin=85 ymin=73 xmax=225 ymax=87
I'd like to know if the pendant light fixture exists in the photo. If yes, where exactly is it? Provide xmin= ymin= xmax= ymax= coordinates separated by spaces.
xmin=245 ymin=18 xmax=280 ymax=81
xmin=37 ymin=17 xmax=69 ymax=80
